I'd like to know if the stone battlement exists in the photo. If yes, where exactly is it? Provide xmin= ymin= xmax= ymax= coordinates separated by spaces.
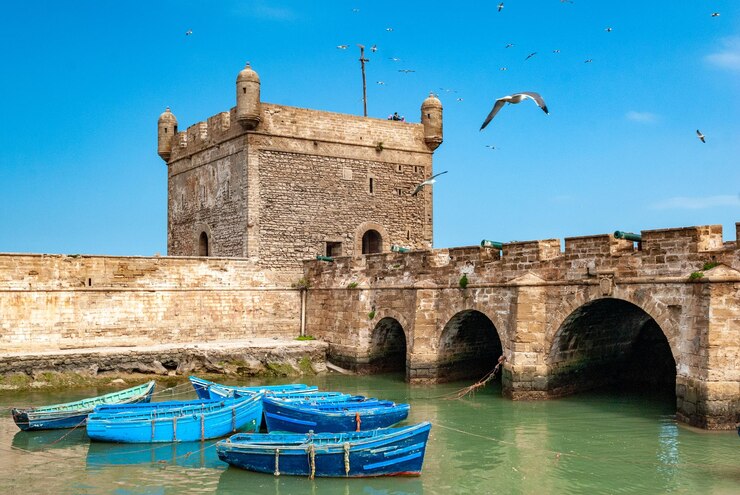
xmin=166 ymin=103 xmax=429 ymax=164
xmin=304 ymin=223 xmax=740 ymax=287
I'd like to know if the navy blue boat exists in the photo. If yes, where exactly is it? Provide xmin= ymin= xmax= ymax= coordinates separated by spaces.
xmin=262 ymin=396 xmax=410 ymax=433
xmin=189 ymin=376 xmax=315 ymax=400
xmin=217 ymin=422 xmax=431 ymax=477
xmin=86 ymin=394 xmax=263 ymax=443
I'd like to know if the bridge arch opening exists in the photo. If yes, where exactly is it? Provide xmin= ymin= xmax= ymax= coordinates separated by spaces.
xmin=438 ymin=310 xmax=503 ymax=384
xmin=548 ymin=298 xmax=676 ymax=398
xmin=368 ymin=317 xmax=407 ymax=374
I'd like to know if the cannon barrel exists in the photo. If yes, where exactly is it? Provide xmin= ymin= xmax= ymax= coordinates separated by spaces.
xmin=391 ymin=245 xmax=410 ymax=253
xmin=481 ymin=239 xmax=504 ymax=250
xmin=614 ymin=231 xmax=642 ymax=242
xmin=316 ymin=255 xmax=334 ymax=262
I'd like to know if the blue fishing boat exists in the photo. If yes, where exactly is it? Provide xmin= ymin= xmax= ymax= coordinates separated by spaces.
xmin=216 ymin=422 xmax=431 ymax=477
xmin=11 ymin=381 xmax=156 ymax=431
xmin=86 ymin=394 xmax=263 ymax=443
xmin=262 ymin=396 xmax=410 ymax=433
xmin=189 ymin=376 xmax=315 ymax=400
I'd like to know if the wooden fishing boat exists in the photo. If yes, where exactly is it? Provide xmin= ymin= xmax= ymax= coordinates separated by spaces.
xmin=216 ymin=422 xmax=432 ymax=477
xmin=11 ymin=381 xmax=156 ymax=431
xmin=262 ymin=396 xmax=410 ymax=433
xmin=86 ymin=394 xmax=263 ymax=443
xmin=189 ymin=376 xmax=315 ymax=400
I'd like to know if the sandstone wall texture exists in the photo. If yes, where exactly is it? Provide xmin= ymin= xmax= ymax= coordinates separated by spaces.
xmin=0 ymin=254 xmax=301 ymax=352
xmin=304 ymin=223 xmax=740 ymax=429
xmin=165 ymin=103 xmax=437 ymax=276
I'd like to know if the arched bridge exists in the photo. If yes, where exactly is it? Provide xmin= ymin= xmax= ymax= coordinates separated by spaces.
xmin=304 ymin=223 xmax=740 ymax=430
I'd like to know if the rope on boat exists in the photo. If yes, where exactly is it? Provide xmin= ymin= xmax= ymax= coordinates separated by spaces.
xmin=306 ymin=443 xmax=316 ymax=480
xmin=355 ymin=412 xmax=361 ymax=432
xmin=47 ymin=417 xmax=88 ymax=447
xmin=274 ymin=448 xmax=280 ymax=477
xmin=343 ymin=442 xmax=351 ymax=476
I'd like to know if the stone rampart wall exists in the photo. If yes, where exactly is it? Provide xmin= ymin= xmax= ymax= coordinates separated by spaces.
xmin=0 ymin=254 xmax=301 ymax=351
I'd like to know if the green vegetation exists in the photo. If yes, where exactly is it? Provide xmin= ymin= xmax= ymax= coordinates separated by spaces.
xmin=375 ymin=141 xmax=384 ymax=152
xmin=702 ymin=261 xmax=719 ymax=271
xmin=292 ymin=277 xmax=311 ymax=290
xmin=265 ymin=362 xmax=296 ymax=376
xmin=347 ymin=282 xmax=358 ymax=289
xmin=689 ymin=271 xmax=704 ymax=281
xmin=295 ymin=335 xmax=316 ymax=341
xmin=368 ymin=309 xmax=376 ymax=320
xmin=459 ymin=274 xmax=469 ymax=289
xmin=298 ymin=356 xmax=316 ymax=375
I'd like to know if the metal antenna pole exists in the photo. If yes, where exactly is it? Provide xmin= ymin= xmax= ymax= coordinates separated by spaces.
xmin=358 ymin=45 xmax=369 ymax=117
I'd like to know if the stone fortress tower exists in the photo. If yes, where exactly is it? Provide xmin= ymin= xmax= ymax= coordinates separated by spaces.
xmin=158 ymin=64 xmax=443 ymax=279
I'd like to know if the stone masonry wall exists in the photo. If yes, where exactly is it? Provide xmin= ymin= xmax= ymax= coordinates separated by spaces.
xmin=0 ymin=254 xmax=301 ymax=352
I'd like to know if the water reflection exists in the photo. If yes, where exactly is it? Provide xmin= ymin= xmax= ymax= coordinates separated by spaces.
xmin=12 ymin=427 xmax=88 ymax=452
xmin=216 ymin=466 xmax=424 ymax=495
xmin=86 ymin=440 xmax=224 ymax=469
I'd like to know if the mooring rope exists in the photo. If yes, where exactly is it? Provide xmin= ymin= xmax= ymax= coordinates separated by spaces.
xmin=306 ymin=443 xmax=316 ymax=480
xmin=343 ymin=442 xmax=351 ymax=476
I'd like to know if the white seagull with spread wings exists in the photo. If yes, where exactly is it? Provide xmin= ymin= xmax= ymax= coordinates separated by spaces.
xmin=480 ymin=92 xmax=549 ymax=130
xmin=411 ymin=171 xmax=448 ymax=196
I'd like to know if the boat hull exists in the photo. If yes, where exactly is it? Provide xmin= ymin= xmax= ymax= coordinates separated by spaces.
xmin=11 ymin=381 xmax=156 ymax=431
xmin=189 ymin=376 xmax=314 ymax=400
xmin=263 ymin=397 xmax=410 ymax=433
xmin=216 ymin=422 xmax=431 ymax=477
xmin=86 ymin=395 xmax=263 ymax=443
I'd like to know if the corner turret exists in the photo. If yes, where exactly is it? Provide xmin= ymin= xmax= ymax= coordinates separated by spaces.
xmin=157 ymin=107 xmax=178 ymax=161
xmin=421 ymin=93 xmax=443 ymax=151
xmin=236 ymin=63 xmax=261 ymax=129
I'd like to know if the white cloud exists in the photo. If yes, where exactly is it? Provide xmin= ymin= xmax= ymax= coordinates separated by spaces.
xmin=650 ymin=195 xmax=740 ymax=210
xmin=626 ymin=111 xmax=658 ymax=123
xmin=705 ymin=36 xmax=740 ymax=71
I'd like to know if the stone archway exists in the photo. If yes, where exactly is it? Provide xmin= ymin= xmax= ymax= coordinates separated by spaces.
xmin=437 ymin=309 xmax=503 ymax=384
xmin=547 ymin=298 xmax=676 ymax=398
xmin=368 ymin=317 xmax=407 ymax=373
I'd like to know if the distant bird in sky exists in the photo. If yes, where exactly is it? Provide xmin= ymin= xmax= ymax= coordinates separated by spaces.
xmin=498 ymin=3 xmax=504 ymax=12
xmin=370 ymin=44 xmax=377 ymax=52
xmin=560 ymin=0 xmax=573 ymax=3
xmin=711 ymin=12 xmax=720 ymax=17
xmin=500 ymin=67 xmax=508 ymax=71
xmin=505 ymin=43 xmax=515 ymax=48
xmin=376 ymin=81 xmax=385 ymax=85
xmin=480 ymin=92 xmax=549 ymax=130
xmin=337 ymin=45 xmax=348 ymax=49
xmin=398 ymin=69 xmax=415 ymax=73
xmin=485 ymin=145 xmax=497 ymax=150
xmin=185 ymin=29 xmax=193 ymax=36
xmin=552 ymin=49 xmax=561 ymax=53
xmin=352 ymin=8 xmax=360 ymax=13
xmin=605 ymin=27 xmax=613 ymax=32
xmin=584 ymin=58 xmax=593 ymax=63
xmin=457 ymin=98 xmax=464 ymax=102
xmin=389 ymin=57 xmax=401 ymax=62
xmin=386 ymin=27 xmax=394 ymax=32
xmin=525 ymin=52 xmax=537 ymax=61
xmin=696 ymin=129 xmax=706 ymax=143
xmin=411 ymin=171 xmax=448 ymax=196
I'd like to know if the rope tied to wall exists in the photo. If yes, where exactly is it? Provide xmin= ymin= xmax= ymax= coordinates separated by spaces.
xmin=444 ymin=355 xmax=506 ymax=400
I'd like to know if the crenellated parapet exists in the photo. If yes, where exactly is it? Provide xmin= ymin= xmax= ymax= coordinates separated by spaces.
xmin=304 ymin=223 xmax=740 ymax=288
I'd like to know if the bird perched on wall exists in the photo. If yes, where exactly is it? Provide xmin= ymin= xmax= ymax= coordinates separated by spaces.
xmin=480 ymin=92 xmax=549 ymax=130
xmin=411 ymin=171 xmax=448 ymax=196
xmin=696 ymin=129 xmax=706 ymax=143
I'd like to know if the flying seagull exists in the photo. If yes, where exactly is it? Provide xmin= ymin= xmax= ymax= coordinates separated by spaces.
xmin=389 ymin=57 xmax=401 ymax=62
xmin=411 ymin=171 xmax=448 ymax=196
xmin=711 ymin=12 xmax=720 ymax=17
xmin=386 ymin=27 xmax=394 ymax=31
xmin=456 ymin=98 xmax=464 ymax=102
xmin=485 ymin=145 xmax=498 ymax=150
xmin=500 ymin=67 xmax=508 ymax=71
xmin=553 ymin=49 xmax=561 ymax=53
xmin=370 ymin=44 xmax=377 ymax=52
xmin=525 ymin=52 xmax=537 ymax=61
xmin=605 ymin=27 xmax=613 ymax=32
xmin=185 ymin=29 xmax=193 ymax=36
xmin=584 ymin=58 xmax=593 ymax=63
xmin=376 ymin=81 xmax=385 ymax=85
xmin=398 ymin=69 xmax=416 ymax=73
xmin=505 ymin=43 xmax=515 ymax=48
xmin=337 ymin=45 xmax=348 ymax=49
xmin=480 ymin=92 xmax=549 ymax=130
xmin=696 ymin=129 xmax=706 ymax=143
xmin=498 ymin=3 xmax=504 ymax=12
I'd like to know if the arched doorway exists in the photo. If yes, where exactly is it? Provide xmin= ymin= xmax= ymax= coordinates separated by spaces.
xmin=198 ymin=232 xmax=209 ymax=256
xmin=438 ymin=310 xmax=503 ymax=384
xmin=368 ymin=317 xmax=407 ymax=374
xmin=548 ymin=298 xmax=676 ymax=398
xmin=361 ymin=230 xmax=382 ymax=254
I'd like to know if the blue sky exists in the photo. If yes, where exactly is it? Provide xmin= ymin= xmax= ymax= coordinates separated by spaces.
xmin=0 ymin=1 xmax=738 ymax=256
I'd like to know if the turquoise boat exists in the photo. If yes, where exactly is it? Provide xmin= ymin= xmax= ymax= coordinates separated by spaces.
xmin=11 ymin=381 xmax=156 ymax=431
xmin=189 ymin=376 xmax=315 ymax=399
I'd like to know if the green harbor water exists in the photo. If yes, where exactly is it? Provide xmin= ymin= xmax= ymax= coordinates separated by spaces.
xmin=1 ymin=374 xmax=738 ymax=495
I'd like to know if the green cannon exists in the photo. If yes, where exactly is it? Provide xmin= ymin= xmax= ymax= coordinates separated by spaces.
xmin=316 ymin=255 xmax=334 ymax=262
xmin=391 ymin=245 xmax=410 ymax=253
xmin=480 ymin=239 xmax=504 ymax=249
xmin=613 ymin=231 xmax=642 ymax=242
